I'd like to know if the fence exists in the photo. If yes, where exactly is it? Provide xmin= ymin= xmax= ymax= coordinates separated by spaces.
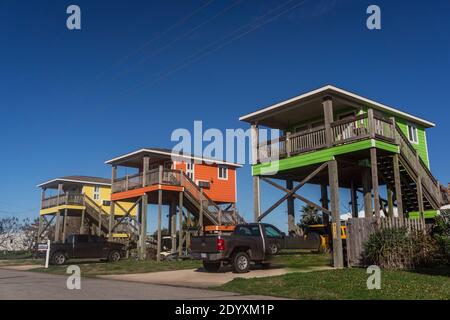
xmin=346 ymin=217 xmax=426 ymax=267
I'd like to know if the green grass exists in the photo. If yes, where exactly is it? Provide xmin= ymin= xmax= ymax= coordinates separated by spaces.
xmin=270 ymin=249 xmax=332 ymax=270
xmin=0 ymin=250 xmax=34 ymax=260
xmin=32 ymin=258 xmax=202 ymax=276
xmin=217 ymin=266 xmax=450 ymax=300
xmin=0 ymin=258 xmax=42 ymax=267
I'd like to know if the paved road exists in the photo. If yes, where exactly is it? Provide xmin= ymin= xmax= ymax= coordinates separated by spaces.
xmin=0 ymin=268 xmax=279 ymax=300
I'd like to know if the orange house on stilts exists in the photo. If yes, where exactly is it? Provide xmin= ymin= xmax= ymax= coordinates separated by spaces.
xmin=105 ymin=148 xmax=244 ymax=260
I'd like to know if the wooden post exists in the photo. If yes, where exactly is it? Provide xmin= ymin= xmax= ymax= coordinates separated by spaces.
xmin=368 ymin=108 xmax=375 ymax=138
xmin=80 ymin=209 xmax=85 ymax=234
xmin=416 ymin=154 xmax=425 ymax=223
xmin=370 ymin=148 xmax=381 ymax=222
xmin=199 ymin=189 xmax=204 ymax=235
xmin=170 ymin=197 xmax=177 ymax=254
xmin=393 ymin=154 xmax=404 ymax=219
xmin=253 ymin=176 xmax=261 ymax=222
xmin=143 ymin=156 xmax=150 ymax=187
xmin=109 ymin=165 xmax=117 ymax=240
xmin=178 ymin=191 xmax=184 ymax=256
xmin=55 ymin=210 xmax=61 ymax=242
xmin=387 ymin=186 xmax=394 ymax=218
xmin=62 ymin=208 xmax=68 ymax=243
xmin=350 ymin=180 xmax=358 ymax=218
xmin=321 ymin=185 xmax=329 ymax=226
xmin=328 ymin=160 xmax=344 ymax=268
xmin=157 ymin=189 xmax=163 ymax=263
xmin=362 ymin=167 xmax=373 ymax=218
xmin=322 ymin=96 xmax=334 ymax=147
xmin=139 ymin=195 xmax=148 ymax=260
xmin=286 ymin=131 xmax=291 ymax=157
xmin=251 ymin=123 xmax=259 ymax=164
xmin=286 ymin=179 xmax=295 ymax=233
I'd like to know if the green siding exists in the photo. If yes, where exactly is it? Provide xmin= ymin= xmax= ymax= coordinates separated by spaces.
xmin=407 ymin=210 xmax=438 ymax=219
xmin=395 ymin=118 xmax=430 ymax=168
xmin=252 ymin=138 xmax=399 ymax=176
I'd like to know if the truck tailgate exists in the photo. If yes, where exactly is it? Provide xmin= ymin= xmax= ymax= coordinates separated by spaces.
xmin=190 ymin=235 xmax=219 ymax=253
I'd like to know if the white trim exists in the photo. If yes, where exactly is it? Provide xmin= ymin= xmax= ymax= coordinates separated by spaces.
xmin=424 ymin=130 xmax=431 ymax=167
xmin=239 ymin=85 xmax=435 ymax=128
xmin=186 ymin=161 xmax=195 ymax=181
xmin=105 ymin=148 xmax=242 ymax=167
xmin=37 ymin=178 xmax=111 ymax=188
xmin=217 ymin=165 xmax=229 ymax=180
xmin=406 ymin=122 xmax=419 ymax=145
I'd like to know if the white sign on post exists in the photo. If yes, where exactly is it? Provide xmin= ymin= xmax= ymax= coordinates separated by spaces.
xmin=37 ymin=240 xmax=51 ymax=268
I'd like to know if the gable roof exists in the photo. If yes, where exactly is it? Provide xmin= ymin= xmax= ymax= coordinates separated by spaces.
xmin=37 ymin=175 xmax=111 ymax=188
xmin=239 ymin=85 xmax=435 ymax=128
xmin=105 ymin=148 xmax=242 ymax=167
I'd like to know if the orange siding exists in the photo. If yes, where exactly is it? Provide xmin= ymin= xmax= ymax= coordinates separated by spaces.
xmin=175 ymin=161 xmax=236 ymax=203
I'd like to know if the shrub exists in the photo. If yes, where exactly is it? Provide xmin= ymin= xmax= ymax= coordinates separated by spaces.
xmin=363 ymin=227 xmax=436 ymax=270
xmin=432 ymin=211 xmax=450 ymax=264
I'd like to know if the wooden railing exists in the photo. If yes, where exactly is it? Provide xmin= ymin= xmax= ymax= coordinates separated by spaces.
xmin=112 ymin=168 xmax=183 ymax=193
xmin=258 ymin=113 xmax=396 ymax=163
xmin=41 ymin=193 xmax=84 ymax=209
xmin=394 ymin=124 xmax=442 ymax=206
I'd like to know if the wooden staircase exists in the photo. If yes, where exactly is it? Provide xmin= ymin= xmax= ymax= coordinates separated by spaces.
xmin=377 ymin=124 xmax=447 ymax=215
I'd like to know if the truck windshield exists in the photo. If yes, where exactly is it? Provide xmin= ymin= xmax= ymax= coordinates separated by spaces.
xmin=235 ymin=225 xmax=260 ymax=236
xmin=264 ymin=225 xmax=282 ymax=238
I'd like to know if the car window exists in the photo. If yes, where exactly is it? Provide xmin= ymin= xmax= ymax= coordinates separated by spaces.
xmin=264 ymin=225 xmax=281 ymax=238
xmin=235 ymin=225 xmax=260 ymax=236
xmin=66 ymin=235 xmax=75 ymax=244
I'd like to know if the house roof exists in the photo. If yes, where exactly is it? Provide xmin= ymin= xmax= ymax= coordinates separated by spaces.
xmin=37 ymin=175 xmax=111 ymax=188
xmin=239 ymin=85 xmax=435 ymax=128
xmin=105 ymin=148 xmax=242 ymax=168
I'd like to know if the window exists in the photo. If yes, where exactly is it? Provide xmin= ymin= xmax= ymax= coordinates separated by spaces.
xmin=264 ymin=225 xmax=282 ymax=238
xmin=218 ymin=165 xmax=228 ymax=180
xmin=103 ymin=200 xmax=111 ymax=206
xmin=93 ymin=186 xmax=100 ymax=200
xmin=407 ymin=123 xmax=419 ymax=144
xmin=186 ymin=162 xmax=194 ymax=180
xmin=235 ymin=225 xmax=260 ymax=237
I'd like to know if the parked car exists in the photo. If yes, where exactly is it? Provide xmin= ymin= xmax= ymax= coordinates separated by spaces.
xmin=48 ymin=234 xmax=126 ymax=265
xmin=190 ymin=223 xmax=284 ymax=273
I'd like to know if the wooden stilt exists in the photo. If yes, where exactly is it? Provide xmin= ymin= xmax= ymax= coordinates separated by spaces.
xmin=108 ymin=165 xmax=117 ymax=240
xmin=362 ymin=167 xmax=373 ymax=218
xmin=253 ymin=176 xmax=261 ymax=222
xmin=80 ymin=209 xmax=85 ymax=234
xmin=370 ymin=148 xmax=381 ymax=222
xmin=199 ymin=189 xmax=204 ymax=235
xmin=416 ymin=154 xmax=425 ymax=224
xmin=139 ymin=195 xmax=148 ymax=260
xmin=286 ymin=179 xmax=295 ymax=233
xmin=350 ymin=180 xmax=358 ymax=218
xmin=170 ymin=197 xmax=177 ymax=254
xmin=55 ymin=210 xmax=61 ymax=242
xmin=328 ymin=160 xmax=344 ymax=269
xmin=62 ymin=208 xmax=68 ymax=243
xmin=178 ymin=191 xmax=184 ymax=257
xmin=393 ymin=154 xmax=404 ymax=220
xmin=387 ymin=187 xmax=394 ymax=218
xmin=321 ymin=185 xmax=329 ymax=226
xmin=157 ymin=189 xmax=162 ymax=263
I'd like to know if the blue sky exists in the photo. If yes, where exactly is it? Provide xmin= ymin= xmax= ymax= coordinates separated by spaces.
xmin=1 ymin=0 xmax=449 ymax=232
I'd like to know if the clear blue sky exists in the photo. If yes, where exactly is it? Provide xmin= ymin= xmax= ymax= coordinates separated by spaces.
xmin=1 ymin=0 xmax=449 ymax=232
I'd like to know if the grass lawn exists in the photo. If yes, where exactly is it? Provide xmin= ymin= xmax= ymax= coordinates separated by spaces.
xmin=217 ymin=266 xmax=450 ymax=300
xmin=270 ymin=249 xmax=332 ymax=271
xmin=32 ymin=258 xmax=202 ymax=276
xmin=0 ymin=258 xmax=42 ymax=267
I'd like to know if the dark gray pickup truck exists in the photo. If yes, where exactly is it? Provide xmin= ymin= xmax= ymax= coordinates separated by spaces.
xmin=190 ymin=223 xmax=284 ymax=273
xmin=48 ymin=234 xmax=126 ymax=265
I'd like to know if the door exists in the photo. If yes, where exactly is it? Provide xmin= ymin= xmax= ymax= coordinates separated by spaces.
xmin=262 ymin=224 xmax=284 ymax=256
xmin=233 ymin=225 xmax=265 ymax=260
xmin=72 ymin=234 xmax=91 ymax=258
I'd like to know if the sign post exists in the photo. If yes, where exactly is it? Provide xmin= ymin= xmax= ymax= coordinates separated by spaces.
xmin=38 ymin=240 xmax=51 ymax=268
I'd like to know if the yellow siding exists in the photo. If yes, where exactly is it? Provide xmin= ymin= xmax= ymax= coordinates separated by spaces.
xmin=40 ymin=205 xmax=84 ymax=215
xmin=82 ymin=185 xmax=136 ymax=216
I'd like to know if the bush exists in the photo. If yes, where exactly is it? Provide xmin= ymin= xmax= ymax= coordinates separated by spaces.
xmin=433 ymin=211 xmax=450 ymax=264
xmin=363 ymin=227 xmax=436 ymax=270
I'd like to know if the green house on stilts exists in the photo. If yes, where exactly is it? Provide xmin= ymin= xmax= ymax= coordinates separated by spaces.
xmin=239 ymin=85 xmax=449 ymax=266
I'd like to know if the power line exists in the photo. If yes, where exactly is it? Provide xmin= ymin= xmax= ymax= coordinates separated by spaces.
xmin=109 ymin=0 xmax=243 ymax=83
xmin=124 ymin=0 xmax=307 ymax=96
xmin=75 ymin=0 xmax=216 ymax=95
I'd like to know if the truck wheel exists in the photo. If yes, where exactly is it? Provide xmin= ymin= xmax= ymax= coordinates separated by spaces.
xmin=108 ymin=250 xmax=121 ymax=262
xmin=202 ymin=261 xmax=221 ymax=272
xmin=51 ymin=252 xmax=66 ymax=265
xmin=232 ymin=252 xmax=250 ymax=273
xmin=268 ymin=244 xmax=279 ymax=255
